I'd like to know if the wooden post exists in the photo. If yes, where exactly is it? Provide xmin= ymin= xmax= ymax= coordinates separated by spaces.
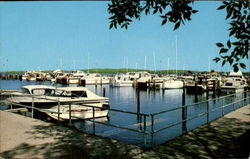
xmin=136 ymin=89 xmax=141 ymax=122
xmin=103 ymin=87 xmax=106 ymax=97
xmin=182 ymin=87 xmax=187 ymax=134
xmin=213 ymin=80 xmax=216 ymax=97
xmin=195 ymin=82 xmax=198 ymax=102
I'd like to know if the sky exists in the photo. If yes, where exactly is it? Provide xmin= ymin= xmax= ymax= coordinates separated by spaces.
xmin=0 ymin=1 xmax=249 ymax=72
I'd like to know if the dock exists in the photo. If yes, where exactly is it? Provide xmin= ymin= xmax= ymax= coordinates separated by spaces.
xmin=1 ymin=104 xmax=249 ymax=159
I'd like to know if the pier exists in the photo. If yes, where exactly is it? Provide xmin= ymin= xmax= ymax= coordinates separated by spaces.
xmin=1 ymin=104 xmax=249 ymax=158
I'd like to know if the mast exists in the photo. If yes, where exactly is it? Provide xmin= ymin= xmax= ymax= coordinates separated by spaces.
xmin=153 ymin=52 xmax=156 ymax=73
xmin=144 ymin=56 xmax=147 ymax=70
xmin=175 ymin=36 xmax=178 ymax=75
xmin=88 ymin=52 xmax=90 ymax=73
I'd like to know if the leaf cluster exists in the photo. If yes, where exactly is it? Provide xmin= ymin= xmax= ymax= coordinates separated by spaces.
xmin=214 ymin=1 xmax=250 ymax=72
xmin=108 ymin=0 xmax=198 ymax=30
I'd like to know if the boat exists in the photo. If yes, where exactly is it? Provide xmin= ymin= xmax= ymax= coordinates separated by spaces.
xmin=6 ymin=85 xmax=110 ymax=120
xmin=162 ymin=79 xmax=184 ymax=89
xmin=42 ymin=104 xmax=108 ymax=120
xmin=220 ymin=70 xmax=248 ymax=93
xmin=6 ymin=85 xmax=109 ymax=108
xmin=67 ymin=70 xmax=86 ymax=84
xmin=112 ymin=73 xmax=134 ymax=87
xmin=80 ymin=73 xmax=110 ymax=85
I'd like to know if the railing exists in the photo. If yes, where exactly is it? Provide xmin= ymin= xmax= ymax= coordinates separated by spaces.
xmin=1 ymin=90 xmax=250 ymax=149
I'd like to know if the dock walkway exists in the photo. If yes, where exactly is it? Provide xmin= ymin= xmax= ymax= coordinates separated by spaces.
xmin=1 ymin=104 xmax=250 ymax=159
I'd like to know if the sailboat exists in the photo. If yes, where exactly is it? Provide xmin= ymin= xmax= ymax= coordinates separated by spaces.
xmin=162 ymin=36 xmax=184 ymax=89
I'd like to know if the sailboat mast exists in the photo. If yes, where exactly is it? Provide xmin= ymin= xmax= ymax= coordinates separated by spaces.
xmin=175 ymin=36 xmax=178 ymax=75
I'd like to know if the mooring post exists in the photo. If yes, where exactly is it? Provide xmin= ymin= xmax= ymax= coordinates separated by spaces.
xmin=32 ymin=97 xmax=34 ymax=118
xmin=136 ymin=89 xmax=141 ymax=122
xmin=195 ymin=82 xmax=198 ymax=102
xmin=92 ymin=107 xmax=96 ymax=135
xmin=150 ymin=115 xmax=154 ymax=148
xmin=213 ymin=80 xmax=216 ymax=98
xmin=182 ymin=87 xmax=187 ymax=134
xmin=143 ymin=115 xmax=147 ymax=149
xmin=103 ymin=87 xmax=106 ymax=97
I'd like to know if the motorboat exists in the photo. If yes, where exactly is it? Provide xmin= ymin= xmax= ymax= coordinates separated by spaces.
xmin=6 ymin=85 xmax=110 ymax=120
xmin=80 ymin=73 xmax=110 ymax=85
xmin=67 ymin=70 xmax=86 ymax=84
xmin=162 ymin=79 xmax=184 ymax=89
xmin=6 ymin=85 xmax=109 ymax=108
xmin=221 ymin=70 xmax=248 ymax=93
xmin=42 ymin=104 xmax=109 ymax=121
xmin=112 ymin=73 xmax=134 ymax=87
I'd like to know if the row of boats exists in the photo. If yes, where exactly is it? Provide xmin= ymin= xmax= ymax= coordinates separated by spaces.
xmin=5 ymin=85 xmax=109 ymax=121
xmin=21 ymin=69 xmax=249 ymax=93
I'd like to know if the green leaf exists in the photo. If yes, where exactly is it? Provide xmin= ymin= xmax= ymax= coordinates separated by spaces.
xmin=220 ymin=48 xmax=228 ymax=54
xmin=240 ymin=63 xmax=246 ymax=69
xmin=222 ymin=60 xmax=226 ymax=66
xmin=227 ymin=40 xmax=231 ymax=48
xmin=213 ymin=57 xmax=220 ymax=62
xmin=192 ymin=10 xmax=198 ymax=13
xmin=174 ymin=21 xmax=181 ymax=30
xmin=216 ymin=43 xmax=224 ymax=47
xmin=161 ymin=19 xmax=167 ymax=25
xmin=226 ymin=7 xmax=233 ymax=19
xmin=217 ymin=5 xmax=226 ymax=10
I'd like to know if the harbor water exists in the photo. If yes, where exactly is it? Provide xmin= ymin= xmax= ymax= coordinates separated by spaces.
xmin=0 ymin=79 xmax=248 ymax=147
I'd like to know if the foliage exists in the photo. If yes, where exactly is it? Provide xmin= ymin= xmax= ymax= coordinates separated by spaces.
xmin=108 ymin=0 xmax=198 ymax=30
xmin=108 ymin=0 xmax=249 ymax=72
xmin=213 ymin=1 xmax=250 ymax=72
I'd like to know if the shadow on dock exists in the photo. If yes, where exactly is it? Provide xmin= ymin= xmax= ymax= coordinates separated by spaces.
xmin=0 ymin=122 xmax=142 ymax=159
xmin=153 ymin=115 xmax=250 ymax=159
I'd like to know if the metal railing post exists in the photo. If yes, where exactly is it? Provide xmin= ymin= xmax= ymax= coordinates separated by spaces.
xmin=32 ymin=97 xmax=34 ymax=118
xmin=150 ymin=115 xmax=154 ymax=148
xmin=69 ymin=103 xmax=72 ymax=125
xmin=10 ymin=95 xmax=13 ymax=110
xmin=206 ymin=101 xmax=209 ymax=123
xmin=222 ymin=97 xmax=224 ymax=116
xmin=233 ymin=94 xmax=236 ymax=110
xmin=143 ymin=115 xmax=147 ymax=148
xmin=57 ymin=100 xmax=60 ymax=123
xmin=92 ymin=107 xmax=95 ymax=135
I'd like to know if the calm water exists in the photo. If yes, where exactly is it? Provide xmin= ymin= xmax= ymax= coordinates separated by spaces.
xmin=0 ymin=79 xmax=248 ymax=147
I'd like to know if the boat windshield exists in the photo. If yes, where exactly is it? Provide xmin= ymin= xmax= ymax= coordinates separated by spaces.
xmin=32 ymin=89 xmax=54 ymax=95
xmin=46 ymin=89 xmax=87 ymax=97
xmin=21 ymin=88 xmax=30 ymax=94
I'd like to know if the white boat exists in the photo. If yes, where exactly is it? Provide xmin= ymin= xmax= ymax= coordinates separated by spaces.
xmin=112 ymin=73 xmax=134 ymax=87
xmin=67 ymin=70 xmax=86 ymax=84
xmin=7 ymin=85 xmax=109 ymax=108
xmin=80 ymin=73 xmax=110 ymax=85
xmin=221 ymin=70 xmax=248 ymax=93
xmin=42 ymin=104 xmax=108 ymax=120
xmin=162 ymin=79 xmax=184 ymax=89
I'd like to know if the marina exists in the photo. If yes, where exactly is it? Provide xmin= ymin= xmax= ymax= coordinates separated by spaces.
xmin=1 ymin=1 xmax=250 ymax=158
xmin=0 ymin=73 xmax=249 ymax=148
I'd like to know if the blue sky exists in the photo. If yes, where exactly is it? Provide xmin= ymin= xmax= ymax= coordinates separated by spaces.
xmin=0 ymin=1 xmax=249 ymax=72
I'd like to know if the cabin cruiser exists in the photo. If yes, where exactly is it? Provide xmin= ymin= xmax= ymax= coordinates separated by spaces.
xmin=221 ymin=70 xmax=248 ymax=93
xmin=80 ymin=73 xmax=110 ymax=85
xmin=6 ymin=85 xmax=109 ymax=108
xmin=112 ymin=73 xmax=134 ymax=87
xmin=42 ymin=104 xmax=109 ymax=121
xmin=67 ymin=70 xmax=86 ymax=84
xmin=6 ymin=85 xmax=109 ymax=120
